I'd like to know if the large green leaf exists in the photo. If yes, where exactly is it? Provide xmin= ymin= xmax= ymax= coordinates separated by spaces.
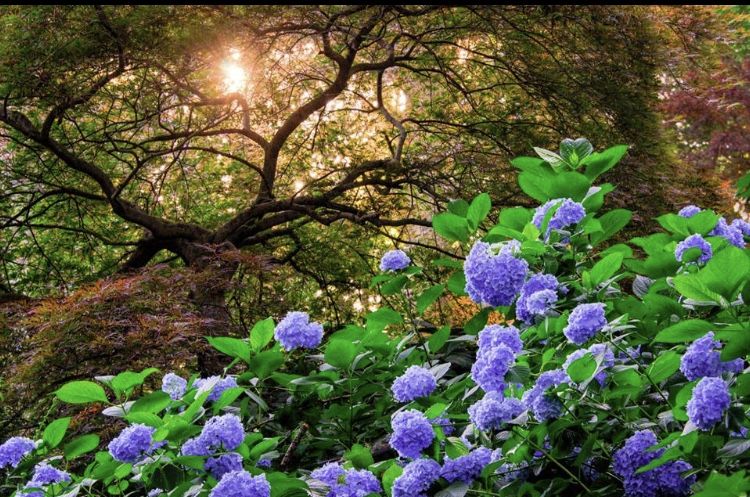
xmin=250 ymin=317 xmax=275 ymax=351
xmin=43 ymin=417 xmax=70 ymax=449
xmin=55 ymin=381 xmax=109 ymax=404
xmin=432 ymin=212 xmax=470 ymax=242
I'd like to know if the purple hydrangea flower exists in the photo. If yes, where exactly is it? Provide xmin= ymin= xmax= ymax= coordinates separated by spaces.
xmin=464 ymin=241 xmax=528 ymax=307
xmin=441 ymin=447 xmax=495 ymax=484
xmin=311 ymin=462 xmax=345 ymax=485
xmin=613 ymin=430 xmax=695 ymax=497
xmin=532 ymin=198 xmax=586 ymax=238
xmin=162 ymin=373 xmax=187 ymax=401
xmin=389 ymin=410 xmax=435 ymax=459
xmin=681 ymin=332 xmax=726 ymax=381
xmin=312 ymin=463 xmax=382 ymax=497
xmin=200 ymin=414 xmax=245 ymax=451
xmin=710 ymin=217 xmax=745 ymax=248
xmin=195 ymin=376 xmax=238 ymax=403
xmin=0 ymin=436 xmax=35 ymax=469
xmin=468 ymin=393 xmax=525 ymax=430
xmin=380 ymin=250 xmax=411 ymax=272
xmin=675 ymin=234 xmax=712 ymax=264
xmin=516 ymin=273 xmax=559 ymax=323
xmin=731 ymin=218 xmax=750 ymax=237
xmin=723 ymin=358 xmax=745 ymax=374
xmin=256 ymin=458 xmax=272 ymax=468
xmin=678 ymin=205 xmax=701 ymax=218
xmin=22 ymin=463 xmax=72 ymax=497
xmin=108 ymin=424 xmax=162 ymax=463
xmin=392 ymin=458 xmax=441 ymax=497
xmin=470 ymin=344 xmax=515 ymax=393
xmin=274 ymin=311 xmax=324 ymax=351
xmin=392 ymin=366 xmax=437 ymax=403
xmin=522 ymin=369 xmax=568 ymax=421
xmin=563 ymin=303 xmax=607 ymax=345
xmin=148 ymin=489 xmax=164 ymax=497
xmin=206 ymin=453 xmax=243 ymax=480
xmin=209 ymin=471 xmax=270 ymax=497
xmin=477 ymin=324 xmax=523 ymax=355
xmin=687 ymin=377 xmax=731 ymax=431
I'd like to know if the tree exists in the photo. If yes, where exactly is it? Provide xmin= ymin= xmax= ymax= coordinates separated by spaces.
xmin=0 ymin=6 xmax=710 ymax=322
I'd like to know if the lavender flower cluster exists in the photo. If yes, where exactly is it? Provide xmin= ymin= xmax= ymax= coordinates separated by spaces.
xmin=522 ymin=369 xmax=568 ymax=421
xmin=515 ymin=273 xmax=560 ymax=323
xmin=680 ymin=332 xmax=744 ymax=381
xmin=108 ymin=424 xmax=163 ymax=463
xmin=563 ymin=302 xmax=607 ymax=345
xmin=380 ymin=249 xmax=411 ymax=272
xmin=310 ymin=462 xmax=382 ymax=497
xmin=532 ymin=198 xmax=586 ymax=239
xmin=274 ymin=311 xmax=324 ymax=351
xmin=464 ymin=240 xmax=528 ymax=307
xmin=391 ymin=366 xmax=436 ymax=403
xmin=389 ymin=410 xmax=434 ymax=459
xmin=612 ymin=430 xmax=695 ymax=497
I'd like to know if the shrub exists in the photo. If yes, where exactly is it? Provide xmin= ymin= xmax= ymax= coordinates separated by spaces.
xmin=1 ymin=139 xmax=749 ymax=497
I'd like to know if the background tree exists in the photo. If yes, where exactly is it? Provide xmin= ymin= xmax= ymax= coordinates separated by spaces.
xmin=0 ymin=5 xmax=715 ymax=325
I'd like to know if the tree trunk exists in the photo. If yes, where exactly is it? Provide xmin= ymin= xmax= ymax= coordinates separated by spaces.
xmin=175 ymin=240 xmax=240 ymax=375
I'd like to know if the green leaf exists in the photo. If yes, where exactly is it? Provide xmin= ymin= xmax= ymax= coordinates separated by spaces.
xmin=55 ymin=381 xmax=108 ymax=405
xmin=345 ymin=444 xmax=374 ymax=469
xmin=590 ymin=252 xmax=624 ymax=286
xmin=111 ymin=368 xmax=159 ymax=394
xmin=566 ymin=353 xmax=597 ymax=383
xmin=647 ymin=351 xmax=680 ymax=383
xmin=382 ymin=463 xmax=403 ymax=496
xmin=130 ymin=390 xmax=171 ymax=414
xmin=590 ymin=209 xmax=631 ymax=245
xmin=416 ymin=284 xmax=445 ymax=314
xmin=366 ymin=307 xmax=403 ymax=332
xmin=213 ymin=387 xmax=245 ymax=413
xmin=518 ymin=171 xmax=553 ymax=202
xmin=381 ymin=274 xmax=409 ymax=295
xmin=466 ymin=193 xmax=491 ymax=230
xmin=533 ymin=147 xmax=565 ymax=169
xmin=428 ymin=325 xmax=451 ymax=353
xmin=64 ymin=434 xmax=100 ymax=460
xmin=464 ymin=308 xmax=490 ymax=335
xmin=43 ymin=417 xmax=70 ymax=449
xmin=250 ymin=317 xmax=275 ymax=351
xmin=560 ymin=138 xmax=593 ymax=166
xmin=692 ymin=470 xmax=750 ymax=497
xmin=206 ymin=337 xmax=252 ymax=364
xmin=250 ymin=350 xmax=284 ymax=379
xmin=499 ymin=207 xmax=532 ymax=231
xmin=654 ymin=320 xmax=714 ymax=343
xmin=447 ymin=199 xmax=469 ymax=217
xmin=549 ymin=172 xmax=591 ymax=201
xmin=432 ymin=212 xmax=470 ymax=243
xmin=582 ymin=144 xmax=627 ymax=180
xmin=325 ymin=339 xmax=357 ymax=369
xmin=446 ymin=270 xmax=467 ymax=296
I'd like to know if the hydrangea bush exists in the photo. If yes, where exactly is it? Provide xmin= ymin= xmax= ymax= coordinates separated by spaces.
xmin=2 ymin=139 xmax=750 ymax=497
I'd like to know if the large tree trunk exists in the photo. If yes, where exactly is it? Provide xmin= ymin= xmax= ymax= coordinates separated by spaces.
xmin=175 ymin=240 xmax=240 ymax=374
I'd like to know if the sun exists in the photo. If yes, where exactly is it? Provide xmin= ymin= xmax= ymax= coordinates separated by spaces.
xmin=221 ymin=50 xmax=247 ymax=93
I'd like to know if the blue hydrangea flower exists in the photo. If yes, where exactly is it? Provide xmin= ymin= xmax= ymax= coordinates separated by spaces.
xmin=680 ymin=332 xmax=727 ymax=381
xmin=380 ymin=250 xmax=411 ymax=272
xmin=162 ymin=373 xmax=187 ymax=400
xmin=209 ymin=471 xmax=270 ymax=497
xmin=441 ymin=447 xmax=496 ymax=484
xmin=22 ymin=463 xmax=72 ymax=497
xmin=194 ymin=376 xmax=238 ymax=402
xmin=710 ymin=217 xmax=745 ymax=248
xmin=563 ymin=303 xmax=607 ymax=345
xmin=532 ymin=198 xmax=586 ymax=238
xmin=470 ymin=344 xmax=515 ymax=393
xmin=206 ymin=453 xmax=243 ymax=480
xmin=311 ymin=462 xmax=345 ymax=485
xmin=256 ymin=458 xmax=272 ymax=468
xmin=108 ymin=424 xmax=162 ymax=463
xmin=477 ymin=324 xmax=523 ymax=355
xmin=563 ymin=344 xmax=614 ymax=386
xmin=468 ymin=393 xmax=525 ymax=430
xmin=732 ymin=218 xmax=750 ymax=237
xmin=392 ymin=458 xmax=441 ymax=497
xmin=723 ymin=358 xmax=745 ymax=374
xmin=675 ymin=234 xmax=712 ymax=264
xmin=274 ymin=311 xmax=324 ymax=351
xmin=148 ymin=489 xmax=164 ymax=497
xmin=464 ymin=241 xmax=528 ymax=307
xmin=200 ymin=414 xmax=245 ymax=451
xmin=613 ymin=430 xmax=695 ymax=497
xmin=678 ymin=205 xmax=701 ymax=218
xmin=392 ymin=366 xmax=437 ymax=403
xmin=688 ymin=377 xmax=730 ymax=431
xmin=312 ymin=463 xmax=382 ymax=497
xmin=522 ymin=369 xmax=568 ymax=421
xmin=0 ymin=436 xmax=35 ymax=469
xmin=389 ymin=410 xmax=435 ymax=459
xmin=516 ymin=273 xmax=559 ymax=323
